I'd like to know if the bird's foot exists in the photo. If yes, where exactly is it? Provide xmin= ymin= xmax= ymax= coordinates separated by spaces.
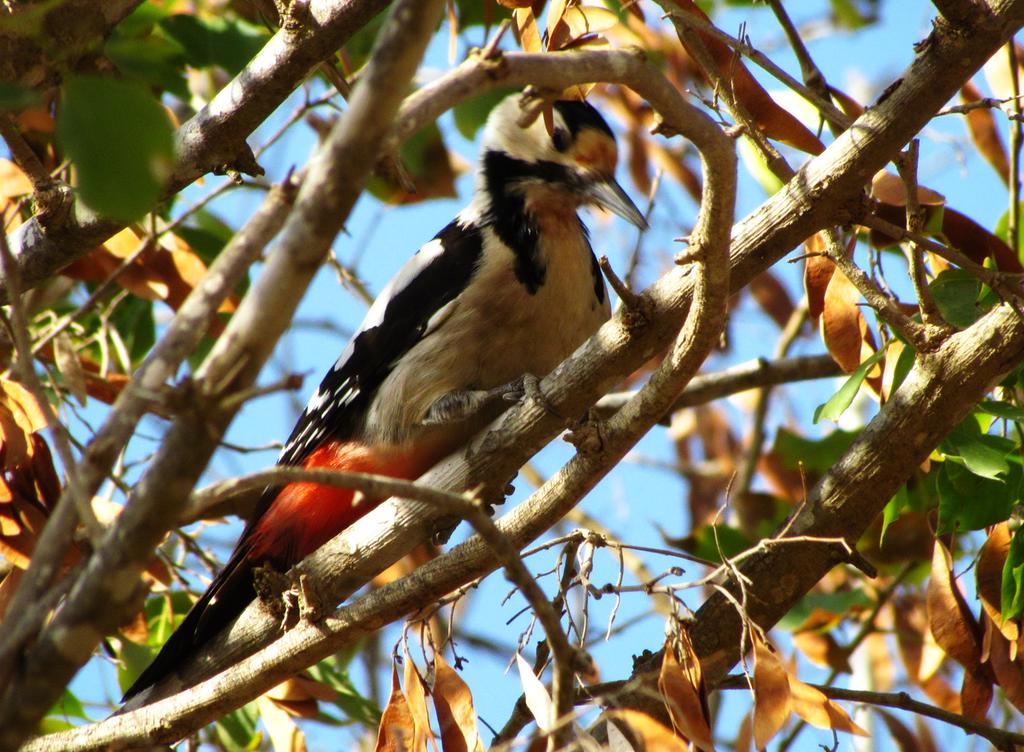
xmin=253 ymin=565 xmax=299 ymax=631
xmin=422 ymin=373 xmax=565 ymax=428
xmin=564 ymin=409 xmax=605 ymax=455
xmin=297 ymin=572 xmax=327 ymax=622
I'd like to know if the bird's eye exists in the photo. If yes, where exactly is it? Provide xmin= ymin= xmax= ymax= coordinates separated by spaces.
xmin=552 ymin=127 xmax=571 ymax=152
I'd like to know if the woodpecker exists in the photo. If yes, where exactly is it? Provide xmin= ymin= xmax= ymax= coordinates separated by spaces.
xmin=123 ymin=94 xmax=645 ymax=701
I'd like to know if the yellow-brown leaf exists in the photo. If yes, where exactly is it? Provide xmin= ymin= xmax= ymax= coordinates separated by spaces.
xmin=752 ymin=637 xmax=791 ymax=749
xmin=433 ymin=652 xmax=483 ymax=752
xmin=788 ymin=676 xmax=868 ymax=736
xmin=375 ymin=662 xmax=418 ymax=752
xmin=658 ymin=632 xmax=715 ymax=751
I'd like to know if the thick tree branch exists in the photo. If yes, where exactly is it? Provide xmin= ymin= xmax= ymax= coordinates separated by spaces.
xmin=0 ymin=0 xmax=443 ymax=745
xmin=2 ymin=0 xmax=390 ymax=300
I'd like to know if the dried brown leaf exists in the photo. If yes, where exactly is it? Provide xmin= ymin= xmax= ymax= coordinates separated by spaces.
xmin=752 ymin=637 xmax=791 ymax=749
xmin=604 ymin=709 xmax=690 ymax=752
xmin=802 ymin=233 xmax=832 ymax=321
xmin=977 ymin=523 xmax=1020 ymax=646
xmin=961 ymin=80 xmax=1010 ymax=184
xmin=669 ymin=0 xmax=824 ymax=154
xmin=749 ymin=270 xmax=795 ymax=329
xmin=513 ymin=7 xmax=543 ymax=53
xmin=788 ymin=676 xmax=868 ymax=736
xmin=658 ymin=631 xmax=715 ymax=751
xmin=375 ymin=662 xmax=417 ymax=752
xmin=984 ymin=616 xmax=1024 ymax=712
xmin=403 ymin=652 xmax=435 ymax=752
xmin=927 ymin=541 xmax=983 ymax=672
xmin=433 ymin=652 xmax=483 ymax=752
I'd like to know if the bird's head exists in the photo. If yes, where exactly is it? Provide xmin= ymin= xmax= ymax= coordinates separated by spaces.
xmin=478 ymin=95 xmax=647 ymax=229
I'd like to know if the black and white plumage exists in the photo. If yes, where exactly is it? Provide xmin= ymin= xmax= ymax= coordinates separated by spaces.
xmin=123 ymin=94 xmax=645 ymax=703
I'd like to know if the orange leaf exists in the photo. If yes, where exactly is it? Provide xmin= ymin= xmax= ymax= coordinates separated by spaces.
xmin=870 ymin=170 xmax=945 ymax=208
xmin=928 ymin=541 xmax=995 ymax=719
xmin=802 ymin=233 xmax=832 ymax=321
xmin=605 ymin=709 xmax=690 ymax=751
xmin=375 ymin=661 xmax=418 ymax=752
xmin=821 ymin=267 xmax=867 ymax=373
xmin=752 ymin=637 xmax=791 ymax=749
xmin=0 ymin=159 xmax=32 ymax=201
xmin=658 ymin=630 xmax=715 ymax=751
xmin=550 ymin=6 xmax=619 ymax=50
xmin=788 ymin=676 xmax=868 ymax=736
xmin=404 ymin=651 xmax=435 ymax=752
xmin=927 ymin=541 xmax=984 ymax=672
xmin=433 ymin=652 xmax=483 ymax=752
xmin=513 ymin=7 xmax=543 ymax=53
xmin=961 ymin=80 xmax=1010 ymax=185
xmin=977 ymin=523 xmax=1020 ymax=648
xmin=985 ymin=616 xmax=1024 ymax=712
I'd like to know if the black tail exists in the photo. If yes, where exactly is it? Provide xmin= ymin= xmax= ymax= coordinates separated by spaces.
xmin=121 ymin=547 xmax=258 ymax=703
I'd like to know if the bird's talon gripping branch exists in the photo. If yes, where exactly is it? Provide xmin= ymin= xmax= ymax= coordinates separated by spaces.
xmin=297 ymin=573 xmax=324 ymax=622
xmin=123 ymin=94 xmax=645 ymax=702
xmin=563 ymin=410 xmax=605 ymax=455
xmin=252 ymin=566 xmax=297 ymax=631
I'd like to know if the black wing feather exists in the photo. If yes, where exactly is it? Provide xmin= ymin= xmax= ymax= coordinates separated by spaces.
xmin=278 ymin=219 xmax=484 ymax=467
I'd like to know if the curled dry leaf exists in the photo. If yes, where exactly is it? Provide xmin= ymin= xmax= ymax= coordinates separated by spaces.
xmin=977 ymin=523 xmax=1020 ymax=648
xmin=658 ymin=629 xmax=715 ymax=752
xmin=403 ymin=651 xmax=435 ymax=752
xmin=802 ymin=233 xmax=832 ymax=321
xmin=549 ymin=5 xmax=619 ymax=50
xmin=752 ymin=636 xmax=791 ymax=749
xmin=432 ymin=652 xmax=483 ymax=752
xmin=788 ymin=675 xmax=868 ymax=736
xmin=375 ymin=661 xmax=417 ymax=752
xmin=984 ymin=616 xmax=1024 ymax=712
xmin=821 ymin=265 xmax=878 ymax=378
xmin=263 ymin=674 xmax=337 ymax=719
xmin=604 ymin=709 xmax=690 ymax=752
xmin=927 ymin=540 xmax=994 ymax=720
xmin=960 ymin=80 xmax=1010 ymax=185
xmin=927 ymin=541 xmax=984 ymax=672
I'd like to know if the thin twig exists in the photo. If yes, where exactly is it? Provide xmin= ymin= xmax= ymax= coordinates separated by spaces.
xmin=1008 ymin=41 xmax=1022 ymax=255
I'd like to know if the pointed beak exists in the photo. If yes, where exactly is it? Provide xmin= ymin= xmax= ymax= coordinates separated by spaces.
xmin=586 ymin=177 xmax=648 ymax=229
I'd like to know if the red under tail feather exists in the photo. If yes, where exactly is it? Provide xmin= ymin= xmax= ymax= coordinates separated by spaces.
xmin=122 ymin=441 xmax=431 ymax=702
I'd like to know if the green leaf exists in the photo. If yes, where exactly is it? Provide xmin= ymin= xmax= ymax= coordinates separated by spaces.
xmin=105 ymin=34 xmax=189 ymax=99
xmin=1002 ymin=527 xmax=1024 ymax=622
xmin=936 ymin=460 xmax=1020 ymax=533
xmin=881 ymin=486 xmax=908 ymax=544
xmin=978 ymin=399 xmax=1024 ymax=422
xmin=158 ymin=15 xmax=269 ymax=75
xmin=108 ymin=295 xmax=156 ymax=365
xmin=889 ymin=343 xmax=916 ymax=395
xmin=678 ymin=523 xmax=753 ymax=564
xmin=772 ymin=427 xmax=859 ymax=473
xmin=814 ymin=347 xmax=887 ymax=424
xmin=214 ymin=703 xmax=262 ymax=751
xmin=0 ymin=82 xmax=39 ymax=110
xmin=453 ymin=88 xmax=515 ymax=140
xmin=57 ymin=76 xmax=173 ymax=222
xmin=47 ymin=688 xmax=88 ymax=722
xmin=929 ymin=269 xmax=985 ymax=328
xmin=307 ymin=655 xmax=381 ymax=725
xmin=944 ymin=418 xmax=1014 ymax=480
xmin=778 ymin=590 xmax=873 ymax=630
